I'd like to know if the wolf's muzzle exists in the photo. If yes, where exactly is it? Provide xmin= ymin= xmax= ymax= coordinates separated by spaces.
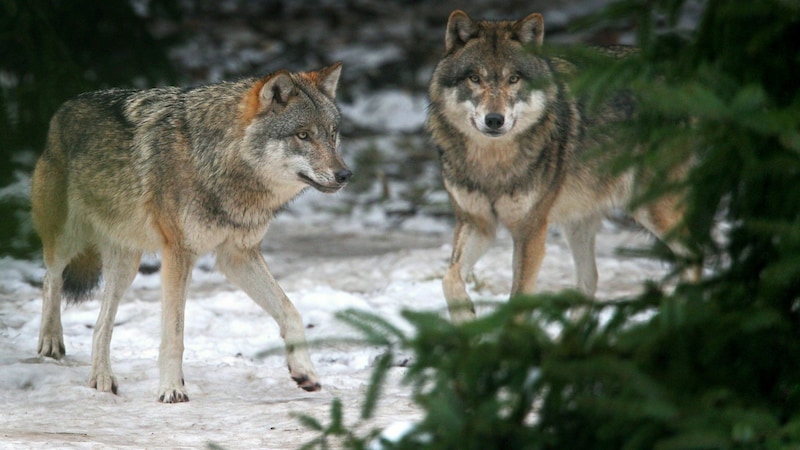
xmin=335 ymin=169 xmax=353 ymax=184
xmin=298 ymin=170 xmax=352 ymax=193
xmin=485 ymin=113 xmax=505 ymax=130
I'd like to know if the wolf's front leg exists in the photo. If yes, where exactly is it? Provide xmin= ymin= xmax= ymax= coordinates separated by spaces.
xmin=443 ymin=219 xmax=495 ymax=323
xmin=217 ymin=245 xmax=320 ymax=392
xmin=157 ymin=246 xmax=195 ymax=403
xmin=510 ymin=217 xmax=549 ymax=297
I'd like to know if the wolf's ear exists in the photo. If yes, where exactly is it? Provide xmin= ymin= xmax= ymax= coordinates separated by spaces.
xmin=514 ymin=13 xmax=544 ymax=47
xmin=445 ymin=10 xmax=477 ymax=54
xmin=260 ymin=70 xmax=295 ymax=107
xmin=316 ymin=62 xmax=342 ymax=99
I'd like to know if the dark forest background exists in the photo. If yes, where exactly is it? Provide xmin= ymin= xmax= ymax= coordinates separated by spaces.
xmin=1 ymin=0 xmax=181 ymax=255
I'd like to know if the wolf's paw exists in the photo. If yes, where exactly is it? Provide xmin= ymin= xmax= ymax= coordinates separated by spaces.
xmin=158 ymin=382 xmax=190 ymax=403
xmin=89 ymin=371 xmax=118 ymax=395
xmin=38 ymin=336 xmax=65 ymax=359
xmin=290 ymin=368 xmax=321 ymax=392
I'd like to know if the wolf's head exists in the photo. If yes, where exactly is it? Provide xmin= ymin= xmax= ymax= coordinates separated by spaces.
xmin=430 ymin=11 xmax=555 ymax=141
xmin=241 ymin=63 xmax=351 ymax=194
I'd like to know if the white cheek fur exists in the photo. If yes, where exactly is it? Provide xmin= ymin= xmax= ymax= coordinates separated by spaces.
xmin=511 ymin=90 xmax=547 ymax=130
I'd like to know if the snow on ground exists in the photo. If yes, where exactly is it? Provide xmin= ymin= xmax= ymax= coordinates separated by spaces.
xmin=0 ymin=206 xmax=669 ymax=449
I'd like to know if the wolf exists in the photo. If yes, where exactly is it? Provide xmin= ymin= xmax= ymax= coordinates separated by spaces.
xmin=427 ymin=10 xmax=690 ymax=323
xmin=31 ymin=63 xmax=351 ymax=402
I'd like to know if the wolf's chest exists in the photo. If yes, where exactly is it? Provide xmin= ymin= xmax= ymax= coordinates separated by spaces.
xmin=464 ymin=141 xmax=521 ymax=172
xmin=442 ymin=140 xmax=541 ymax=196
xmin=444 ymin=178 xmax=544 ymax=229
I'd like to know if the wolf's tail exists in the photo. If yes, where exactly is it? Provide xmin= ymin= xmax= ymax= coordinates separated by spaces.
xmin=62 ymin=247 xmax=102 ymax=303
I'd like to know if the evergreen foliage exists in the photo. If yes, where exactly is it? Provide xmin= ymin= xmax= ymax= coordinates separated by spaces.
xmin=298 ymin=1 xmax=800 ymax=448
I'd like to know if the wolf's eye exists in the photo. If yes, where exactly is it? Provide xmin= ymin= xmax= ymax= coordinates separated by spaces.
xmin=296 ymin=131 xmax=309 ymax=140
xmin=468 ymin=74 xmax=480 ymax=83
xmin=509 ymin=74 xmax=521 ymax=84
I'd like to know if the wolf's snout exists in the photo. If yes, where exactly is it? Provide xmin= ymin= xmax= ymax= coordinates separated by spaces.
xmin=335 ymin=169 xmax=353 ymax=184
xmin=485 ymin=113 xmax=505 ymax=130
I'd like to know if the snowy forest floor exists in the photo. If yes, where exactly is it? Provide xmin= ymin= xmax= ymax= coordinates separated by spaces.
xmin=1 ymin=212 xmax=670 ymax=449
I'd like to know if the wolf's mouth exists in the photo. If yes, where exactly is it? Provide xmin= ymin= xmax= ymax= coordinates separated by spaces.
xmin=298 ymin=173 xmax=342 ymax=193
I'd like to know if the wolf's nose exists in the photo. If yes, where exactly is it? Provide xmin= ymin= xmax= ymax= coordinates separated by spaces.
xmin=485 ymin=113 xmax=505 ymax=130
xmin=335 ymin=169 xmax=353 ymax=184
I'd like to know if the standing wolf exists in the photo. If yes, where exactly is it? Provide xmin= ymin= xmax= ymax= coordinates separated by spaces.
xmin=31 ymin=63 xmax=351 ymax=402
xmin=427 ymin=11 xmax=688 ymax=323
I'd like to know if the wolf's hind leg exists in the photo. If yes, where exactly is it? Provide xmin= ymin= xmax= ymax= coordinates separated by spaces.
xmin=33 ymin=151 xmax=70 ymax=359
xmin=443 ymin=219 xmax=496 ymax=323
xmin=38 ymin=241 xmax=87 ymax=358
xmin=89 ymin=245 xmax=141 ymax=394
xmin=38 ymin=263 xmax=68 ymax=359
xmin=561 ymin=216 xmax=601 ymax=297
xmin=217 ymin=245 xmax=321 ymax=392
